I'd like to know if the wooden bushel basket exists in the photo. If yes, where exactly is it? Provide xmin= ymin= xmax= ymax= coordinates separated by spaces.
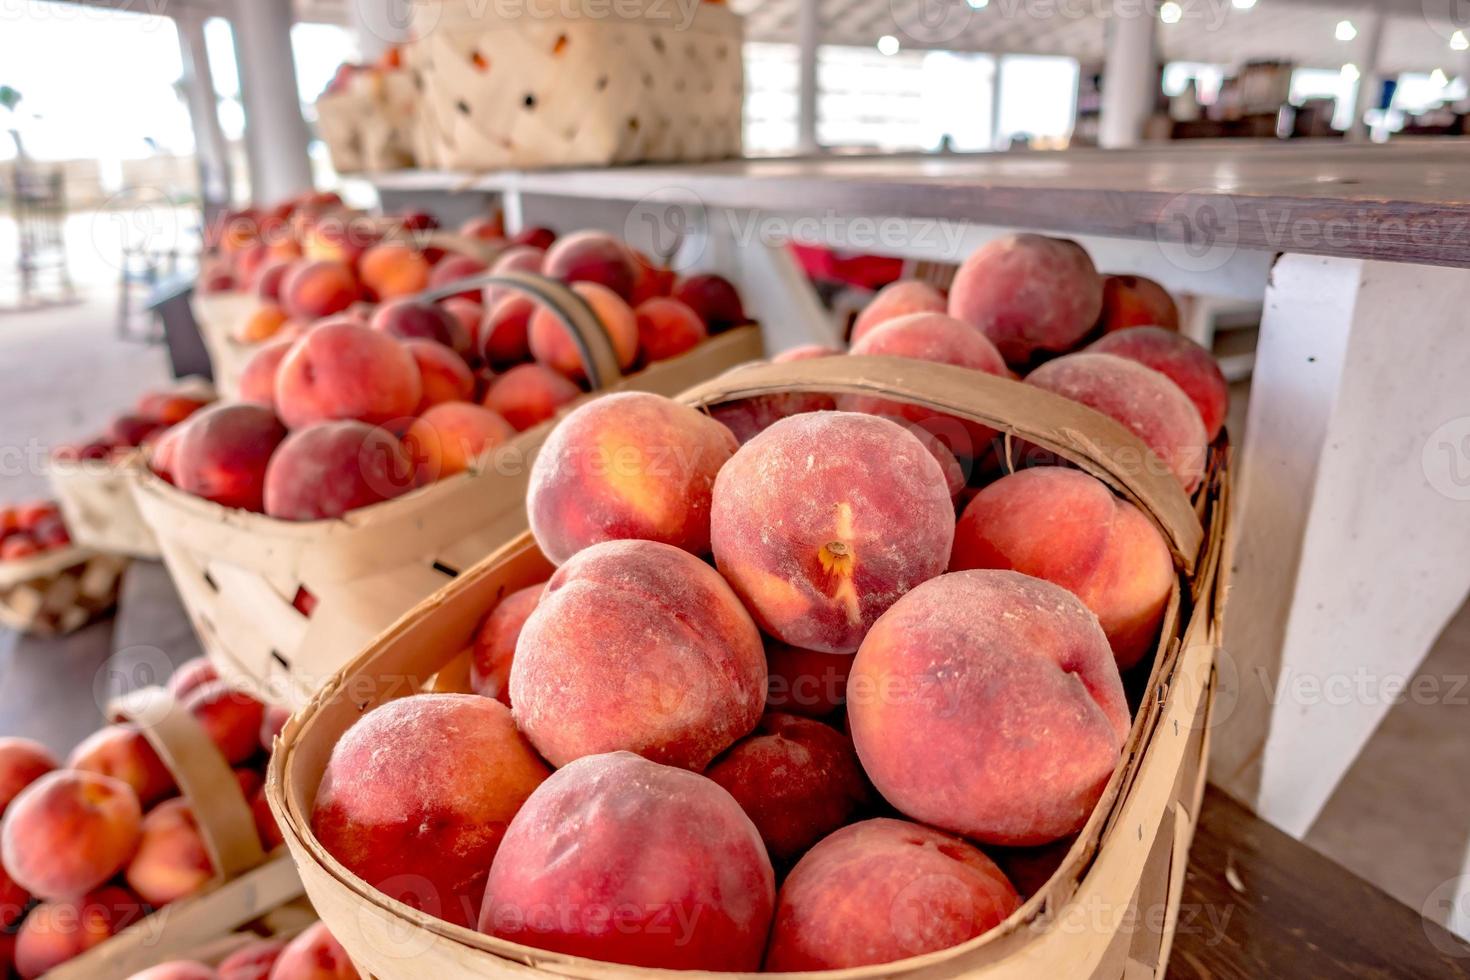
xmin=47 ymin=686 xmax=304 ymax=978
xmin=49 ymin=451 xmax=161 ymax=560
xmin=192 ymin=291 xmax=259 ymax=401
xmin=267 ymin=356 xmax=1230 ymax=980
xmin=408 ymin=0 xmax=744 ymax=170
xmin=317 ymin=68 xmax=421 ymax=175
xmin=137 ymin=272 xmax=763 ymax=709
xmin=0 ymin=546 xmax=129 ymax=637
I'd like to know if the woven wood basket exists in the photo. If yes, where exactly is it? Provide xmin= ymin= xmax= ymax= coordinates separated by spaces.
xmin=47 ymin=686 xmax=304 ymax=978
xmin=407 ymin=0 xmax=744 ymax=170
xmin=0 ymin=546 xmax=129 ymax=637
xmin=49 ymin=451 xmax=160 ymax=560
xmin=138 ymin=272 xmax=763 ymax=709
xmin=192 ymin=291 xmax=259 ymax=401
xmin=267 ymin=355 xmax=1230 ymax=980
xmin=317 ymin=68 xmax=421 ymax=175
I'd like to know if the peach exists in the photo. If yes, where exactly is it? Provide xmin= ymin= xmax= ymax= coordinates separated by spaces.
xmin=851 ymin=279 xmax=946 ymax=343
xmin=109 ymin=415 xmax=166 ymax=449
xmin=628 ymin=250 xmax=676 ymax=305
xmin=167 ymin=656 xmax=219 ymax=698
xmin=483 ymin=363 xmax=580 ymax=432
xmin=264 ymin=421 xmax=420 ymax=520
xmin=234 ymin=243 xmax=270 ymax=286
xmin=511 ymin=540 xmax=764 ymax=769
xmin=172 ymin=405 xmax=287 ymax=512
xmin=313 ymin=694 xmax=550 ymax=928
xmin=441 ymin=297 xmax=484 ymax=353
xmin=0 ymin=862 xmax=28 ymax=929
xmin=252 ymin=784 xmax=283 ymax=851
xmin=483 ymin=245 xmax=545 ymax=308
xmin=234 ymin=303 xmax=288 ymax=343
xmin=125 ymin=962 xmax=218 ymax=980
xmin=460 ymin=213 xmax=505 ymax=241
xmin=673 ymin=273 xmax=746 ymax=331
xmin=255 ymin=260 xmax=293 ymax=304
xmin=274 ymin=321 xmax=422 ymax=429
xmin=542 ymin=230 xmax=637 ymax=300
xmin=280 ymin=260 xmax=358 ymax=322
xmin=269 ymin=922 xmax=358 ymax=980
xmin=850 ymin=570 xmax=1128 ymax=845
xmin=137 ymin=392 xmax=211 ymax=426
xmin=301 ymin=220 xmax=378 ymax=267
xmin=479 ymin=293 xmax=534 ymax=366
xmin=217 ymin=938 xmax=285 ymax=980
xmin=948 ymin=234 xmax=1104 ymax=365
xmin=634 ymin=297 xmax=707 ymax=362
xmin=871 ymin=415 xmax=966 ymax=499
xmin=951 ymin=467 xmax=1174 ymax=670
xmin=1100 ymin=274 xmax=1180 ymax=333
xmin=68 ymin=726 xmax=176 ymax=808
xmin=765 ymin=818 xmax=1021 ymax=970
xmin=469 ymin=582 xmax=546 ymax=705
xmin=1087 ymin=326 xmax=1228 ymax=440
xmin=237 ymin=339 xmax=294 ymax=410
xmin=707 ymin=713 xmax=869 ymax=864
xmin=404 ymin=339 xmax=474 ymax=410
xmin=1 ymin=771 xmax=143 ymax=900
xmin=124 ymin=799 xmax=214 ymax=906
xmin=710 ymin=345 xmax=842 ymax=444
xmin=183 ymin=681 xmax=266 ymax=765
xmin=0 ymin=738 xmax=57 ymax=813
xmin=359 ymin=243 xmax=431 ymax=300
xmin=480 ymin=751 xmax=774 ymax=971
xmin=765 ymin=643 xmax=852 ymax=719
xmin=403 ymin=402 xmax=514 ymax=482
xmin=513 ymin=226 xmax=556 ymax=250
xmin=429 ymin=253 xmax=489 ymax=302
xmin=711 ymin=412 xmax=955 ymax=654
xmin=260 ymin=704 xmax=290 ymax=753
xmin=14 ymin=886 xmax=144 ymax=978
xmin=527 ymin=392 xmax=737 ymax=564
xmin=1024 ymin=352 xmax=1208 ymax=491
xmin=0 ymin=535 xmax=39 ymax=561
xmin=529 ymin=281 xmax=637 ymax=380
xmin=369 ymin=299 xmax=471 ymax=358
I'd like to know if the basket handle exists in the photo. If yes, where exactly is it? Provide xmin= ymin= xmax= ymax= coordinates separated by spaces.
xmin=110 ymin=686 xmax=267 ymax=881
xmin=678 ymin=355 xmax=1204 ymax=572
xmin=415 ymin=270 xmax=623 ymax=390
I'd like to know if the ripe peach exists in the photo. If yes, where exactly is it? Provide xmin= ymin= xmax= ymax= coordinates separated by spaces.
xmin=479 ymin=751 xmax=774 ymax=970
xmin=673 ymin=273 xmax=746 ymax=331
xmin=707 ymin=713 xmax=869 ymax=864
xmin=260 ymin=704 xmax=290 ymax=753
xmin=313 ymin=694 xmax=550 ymax=928
xmin=1100 ymin=274 xmax=1180 ymax=333
xmin=542 ymin=230 xmax=637 ymax=300
xmin=441 ymin=297 xmax=484 ymax=354
xmin=274 ymin=321 xmax=422 ymax=429
xmin=851 ymin=279 xmax=946 ymax=343
xmin=108 ymin=415 xmax=166 ymax=449
xmin=512 ymin=226 xmax=556 ymax=250
xmin=183 ymin=681 xmax=266 ymax=765
xmin=14 ymin=886 xmax=144 ymax=978
xmin=0 ymin=738 xmax=57 ymax=813
xmin=1087 ymin=326 xmax=1228 ymax=440
xmin=948 ymin=234 xmax=1104 ymax=365
xmin=460 ymin=214 xmax=505 ymax=241
xmin=369 ymin=299 xmax=470 ymax=359
xmin=429 ymin=253 xmax=489 ymax=302
xmin=251 ymin=785 xmax=283 ymax=851
xmin=359 ymin=243 xmax=431 ymax=300
xmin=479 ymin=293 xmax=534 ymax=366
xmin=711 ymin=412 xmax=954 ymax=654
xmin=167 ymin=656 xmax=219 ymax=698
xmin=234 ymin=303 xmax=289 ymax=344
xmin=512 ymin=540 xmax=764 ymax=770
xmin=264 ymin=421 xmax=419 ymax=520
xmin=529 ymin=281 xmax=637 ymax=380
xmin=68 ymin=726 xmax=176 ymax=808
xmin=0 ymin=862 xmax=28 ymax=929
xmin=469 ymin=582 xmax=546 ymax=705
xmin=765 ymin=643 xmax=851 ymax=719
xmin=634 ymin=297 xmax=707 ymax=362
xmin=710 ymin=345 xmax=841 ymax=444
xmin=124 ymin=962 xmax=218 ymax=980
xmin=850 ymin=570 xmax=1128 ymax=845
xmin=404 ymin=339 xmax=474 ymax=410
xmin=1025 ymin=352 xmax=1208 ymax=491
xmin=237 ymin=339 xmax=294 ymax=410
xmin=871 ymin=415 xmax=966 ymax=499
xmin=483 ymin=363 xmax=580 ymax=431
xmin=216 ymin=938 xmax=285 ymax=980
xmin=1 ymin=771 xmax=143 ymax=900
xmin=402 ymin=402 xmax=514 ymax=482
xmin=952 ymin=467 xmax=1174 ymax=670
xmin=280 ymin=260 xmax=358 ymax=322
xmin=765 ymin=818 xmax=1021 ymax=970
xmin=0 ymin=536 xmax=40 ymax=561
xmin=137 ymin=392 xmax=211 ymax=427
xmin=255 ymin=260 xmax=293 ymax=304
xmin=142 ymin=429 xmax=181 ymax=482
xmin=269 ymin=922 xmax=358 ymax=980
xmin=172 ymin=405 xmax=287 ymax=512
xmin=527 ymin=392 xmax=738 ymax=564
xmin=124 ymin=799 xmax=214 ymax=907
xmin=628 ymin=250 xmax=676 ymax=305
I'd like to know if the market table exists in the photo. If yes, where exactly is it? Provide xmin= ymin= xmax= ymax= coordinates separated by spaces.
xmin=373 ymin=143 xmax=1470 ymax=884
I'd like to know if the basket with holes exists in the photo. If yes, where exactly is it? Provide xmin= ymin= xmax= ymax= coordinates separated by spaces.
xmin=316 ymin=63 xmax=421 ymax=175
xmin=136 ymin=271 xmax=763 ymax=709
xmin=17 ymin=686 xmax=305 ymax=979
xmin=266 ymin=354 xmax=1229 ymax=980
xmin=406 ymin=0 xmax=743 ymax=170
xmin=0 ymin=545 xmax=129 ymax=637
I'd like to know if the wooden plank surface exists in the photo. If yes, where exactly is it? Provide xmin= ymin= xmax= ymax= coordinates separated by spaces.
xmin=371 ymin=141 xmax=1470 ymax=267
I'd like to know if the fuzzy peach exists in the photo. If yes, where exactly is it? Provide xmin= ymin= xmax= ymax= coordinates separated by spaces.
xmin=237 ymin=339 xmax=294 ymax=410
xmin=710 ymin=345 xmax=841 ymax=444
xmin=429 ymin=253 xmax=489 ymax=302
xmin=628 ymin=250 xmax=676 ymax=305
xmin=0 ymin=738 xmax=57 ymax=813
xmin=479 ymin=293 xmax=534 ymax=367
xmin=274 ymin=321 xmax=422 ymax=429
xmin=369 ymin=299 xmax=471 ymax=358
xmin=124 ymin=962 xmax=218 ymax=980
xmin=529 ymin=281 xmax=638 ymax=380
xmin=470 ymin=582 xmax=546 ymax=705
xmin=479 ymin=751 xmax=774 ymax=970
xmin=234 ymin=304 xmax=289 ymax=343
xmin=255 ymin=260 xmax=293 ymax=304
xmin=403 ymin=402 xmax=515 ymax=482
xmin=527 ymin=392 xmax=737 ymax=564
xmin=183 ymin=681 xmax=266 ymax=765
xmin=673 ymin=273 xmax=746 ymax=331
xmin=251 ymin=785 xmax=283 ymax=851
xmin=264 ymin=421 xmax=419 ymax=520
xmin=67 ymin=726 xmax=175 ymax=808
xmin=312 ymin=694 xmax=550 ymax=928
xmin=217 ymin=938 xmax=284 ymax=980
xmin=765 ymin=643 xmax=852 ymax=719
xmin=359 ymin=243 xmax=431 ymax=300
xmin=14 ymin=886 xmax=144 ymax=978
xmin=404 ymin=339 xmax=474 ymax=410
xmin=483 ymin=363 xmax=580 ymax=432
xmin=851 ymin=279 xmax=946 ymax=343
xmin=170 ymin=404 xmax=288 ymax=513
xmin=1087 ymin=326 xmax=1228 ymax=440
xmin=542 ymin=230 xmax=637 ymax=300
xmin=269 ymin=922 xmax=359 ymax=979
xmin=634 ymin=297 xmax=707 ymax=362
xmin=280 ymin=260 xmax=358 ymax=322
xmin=711 ymin=412 xmax=954 ymax=654
xmin=137 ymin=392 xmax=211 ymax=427
xmin=1 ymin=771 xmax=143 ymax=900
xmin=849 ymin=570 xmax=1128 ymax=845
xmin=441 ymin=297 xmax=484 ymax=353
xmin=1100 ymin=274 xmax=1180 ymax=333
xmin=482 ymin=246 xmax=545 ymax=308
xmin=124 ymin=799 xmax=214 ymax=907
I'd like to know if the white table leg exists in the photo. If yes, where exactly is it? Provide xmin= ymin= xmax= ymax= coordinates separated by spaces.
xmin=1214 ymin=253 xmax=1470 ymax=838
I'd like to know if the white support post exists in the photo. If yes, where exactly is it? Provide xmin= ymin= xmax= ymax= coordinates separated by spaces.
xmin=1098 ymin=9 xmax=1156 ymax=149
xmin=989 ymin=55 xmax=1005 ymax=149
xmin=796 ymin=0 xmax=820 ymax=155
xmin=175 ymin=11 xmax=232 ymax=209
xmin=351 ymin=0 xmax=412 ymax=62
xmin=1349 ymin=13 xmax=1386 ymax=142
xmin=230 ymin=0 xmax=313 ymax=205
xmin=1213 ymin=254 xmax=1470 ymax=838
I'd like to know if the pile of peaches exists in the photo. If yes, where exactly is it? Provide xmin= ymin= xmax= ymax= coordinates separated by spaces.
xmin=0 ymin=659 xmax=289 ymax=978
xmin=307 ymin=233 xmax=1227 ymax=971
xmin=116 ymin=921 xmax=359 ymax=980
xmin=0 ymin=503 xmax=71 ymax=564
xmin=177 ymin=208 xmax=748 ymax=521
xmin=51 ymin=389 xmax=214 ymax=468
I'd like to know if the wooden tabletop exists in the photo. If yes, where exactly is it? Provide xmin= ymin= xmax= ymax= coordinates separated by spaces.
xmin=373 ymin=141 xmax=1470 ymax=268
